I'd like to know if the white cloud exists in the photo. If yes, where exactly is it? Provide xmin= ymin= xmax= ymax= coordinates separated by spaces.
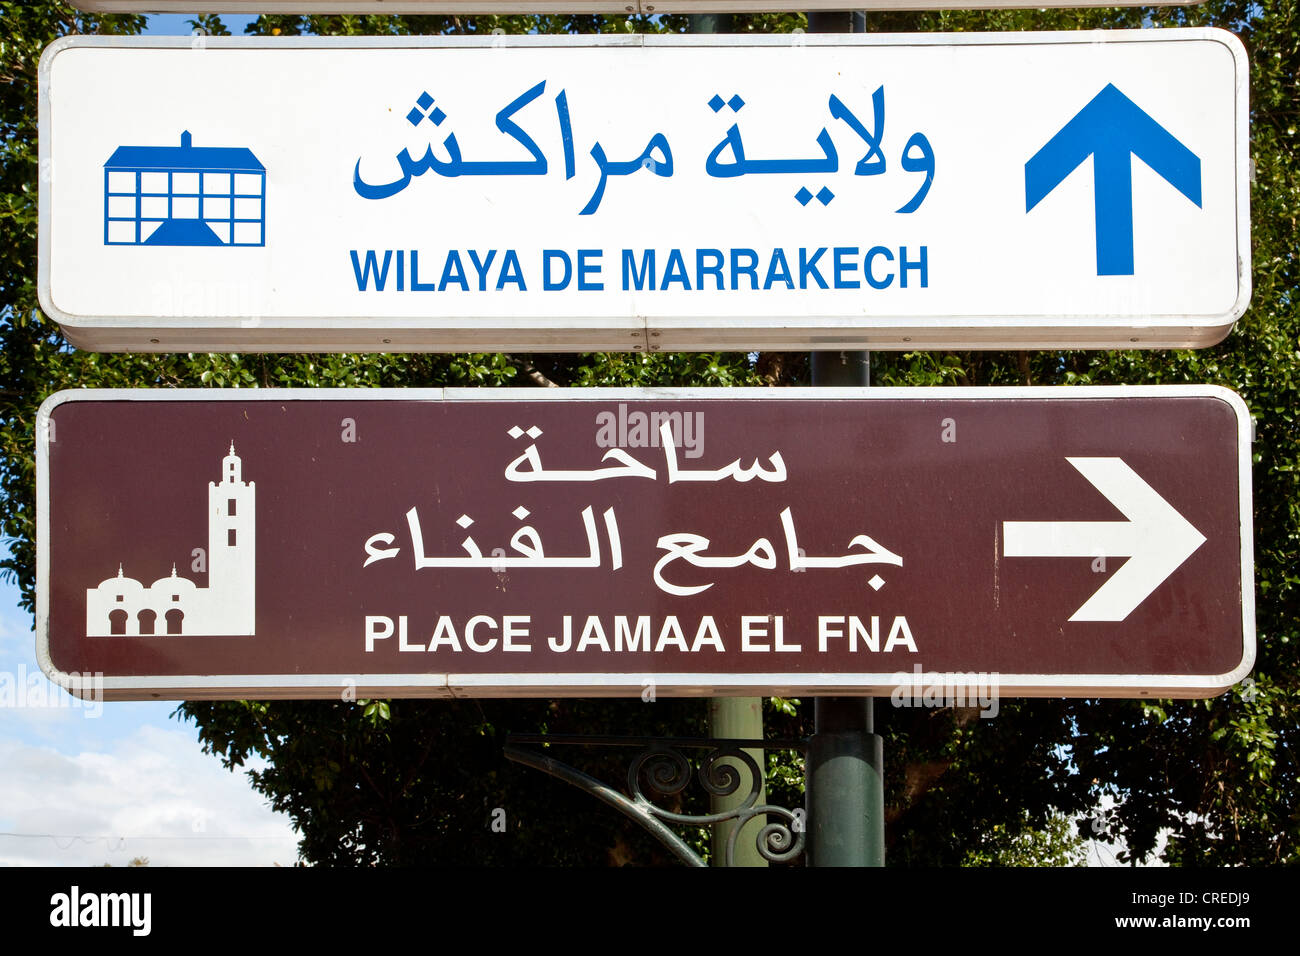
xmin=0 ymin=723 xmax=300 ymax=867
xmin=0 ymin=537 xmax=298 ymax=868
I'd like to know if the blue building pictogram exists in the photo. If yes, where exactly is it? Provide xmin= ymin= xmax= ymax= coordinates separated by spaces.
xmin=103 ymin=131 xmax=265 ymax=247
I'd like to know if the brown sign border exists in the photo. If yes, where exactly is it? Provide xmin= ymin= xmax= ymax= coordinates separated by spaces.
xmin=35 ymin=386 xmax=1255 ymax=701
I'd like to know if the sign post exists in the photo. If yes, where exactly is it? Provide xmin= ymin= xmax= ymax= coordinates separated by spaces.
xmin=801 ymin=1 xmax=881 ymax=856
xmin=33 ymin=20 xmax=1257 ymax=869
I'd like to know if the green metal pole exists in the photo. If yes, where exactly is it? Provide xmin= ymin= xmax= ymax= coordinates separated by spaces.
xmin=687 ymin=9 xmax=766 ymax=869
xmin=808 ymin=698 xmax=884 ymax=866
xmin=804 ymin=11 xmax=882 ymax=869
xmin=708 ymin=698 xmax=767 ymax=867
xmin=690 ymin=12 xmax=724 ymax=33
xmin=806 ymin=351 xmax=885 ymax=868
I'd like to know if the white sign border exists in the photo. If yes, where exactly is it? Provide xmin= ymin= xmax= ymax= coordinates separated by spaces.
xmin=69 ymin=0 xmax=1201 ymax=15
xmin=37 ymin=29 xmax=1251 ymax=353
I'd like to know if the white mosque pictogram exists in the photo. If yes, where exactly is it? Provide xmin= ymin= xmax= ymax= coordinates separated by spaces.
xmin=86 ymin=443 xmax=256 ymax=637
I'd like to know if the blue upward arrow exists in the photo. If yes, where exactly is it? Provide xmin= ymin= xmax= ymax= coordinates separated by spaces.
xmin=1025 ymin=84 xmax=1202 ymax=276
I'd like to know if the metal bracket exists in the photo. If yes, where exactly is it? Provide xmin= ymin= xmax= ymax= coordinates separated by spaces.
xmin=505 ymin=734 xmax=807 ymax=867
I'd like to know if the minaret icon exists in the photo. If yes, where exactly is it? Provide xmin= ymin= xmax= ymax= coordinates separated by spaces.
xmin=208 ymin=441 xmax=256 ymax=634
xmin=86 ymin=444 xmax=256 ymax=637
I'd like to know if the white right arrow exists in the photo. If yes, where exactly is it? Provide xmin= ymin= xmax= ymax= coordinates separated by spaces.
xmin=1002 ymin=457 xmax=1206 ymax=622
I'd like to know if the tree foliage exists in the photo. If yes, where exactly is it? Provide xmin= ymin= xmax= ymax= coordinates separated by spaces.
xmin=1 ymin=1 xmax=1295 ymax=865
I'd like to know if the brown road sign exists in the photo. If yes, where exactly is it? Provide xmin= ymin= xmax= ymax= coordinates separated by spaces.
xmin=36 ymin=387 xmax=1254 ymax=701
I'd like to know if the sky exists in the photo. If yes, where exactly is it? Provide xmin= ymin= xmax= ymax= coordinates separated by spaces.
xmin=3 ymin=10 xmax=1137 ymax=870
xmin=0 ymin=560 xmax=300 ymax=866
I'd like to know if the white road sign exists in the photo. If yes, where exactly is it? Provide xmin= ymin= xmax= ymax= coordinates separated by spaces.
xmin=38 ymin=30 xmax=1249 ymax=352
